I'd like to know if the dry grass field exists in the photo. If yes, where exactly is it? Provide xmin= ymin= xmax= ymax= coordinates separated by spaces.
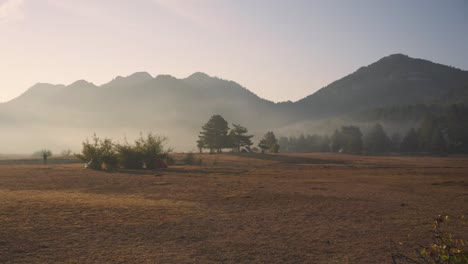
xmin=0 ymin=153 xmax=467 ymax=263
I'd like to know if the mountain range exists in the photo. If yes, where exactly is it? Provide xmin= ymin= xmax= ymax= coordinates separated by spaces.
xmin=1 ymin=54 xmax=467 ymax=153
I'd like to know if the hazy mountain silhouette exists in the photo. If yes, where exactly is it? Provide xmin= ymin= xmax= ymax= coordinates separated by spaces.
xmin=294 ymin=54 xmax=468 ymax=118
xmin=1 ymin=54 xmax=467 ymax=152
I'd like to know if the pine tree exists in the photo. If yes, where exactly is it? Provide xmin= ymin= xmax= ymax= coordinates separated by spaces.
xmin=400 ymin=128 xmax=419 ymax=153
xmin=341 ymin=126 xmax=363 ymax=154
xmin=198 ymin=115 xmax=230 ymax=154
xmin=364 ymin=123 xmax=390 ymax=155
xmin=258 ymin=131 xmax=279 ymax=153
xmin=229 ymin=124 xmax=253 ymax=152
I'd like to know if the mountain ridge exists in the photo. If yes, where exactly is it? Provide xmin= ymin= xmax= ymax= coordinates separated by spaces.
xmin=1 ymin=54 xmax=467 ymax=152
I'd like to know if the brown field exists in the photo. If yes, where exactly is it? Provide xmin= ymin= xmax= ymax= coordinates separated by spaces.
xmin=0 ymin=153 xmax=467 ymax=263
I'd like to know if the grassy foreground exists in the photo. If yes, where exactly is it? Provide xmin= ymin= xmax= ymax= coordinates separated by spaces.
xmin=0 ymin=153 xmax=467 ymax=263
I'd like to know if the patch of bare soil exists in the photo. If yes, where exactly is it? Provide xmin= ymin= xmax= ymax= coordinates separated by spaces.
xmin=0 ymin=153 xmax=467 ymax=263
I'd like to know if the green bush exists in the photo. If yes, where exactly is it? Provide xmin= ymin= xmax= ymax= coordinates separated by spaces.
xmin=76 ymin=134 xmax=116 ymax=170
xmin=115 ymin=143 xmax=143 ymax=169
xmin=77 ymin=133 xmax=172 ymax=170
xmin=134 ymin=133 xmax=172 ymax=169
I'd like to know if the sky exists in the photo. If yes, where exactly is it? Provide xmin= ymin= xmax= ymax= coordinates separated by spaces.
xmin=0 ymin=0 xmax=467 ymax=103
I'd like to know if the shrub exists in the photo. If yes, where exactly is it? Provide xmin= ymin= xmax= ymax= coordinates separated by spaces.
xmin=115 ymin=143 xmax=143 ymax=169
xmin=76 ymin=134 xmax=117 ymax=170
xmin=134 ymin=133 xmax=172 ymax=169
xmin=77 ymin=133 xmax=172 ymax=170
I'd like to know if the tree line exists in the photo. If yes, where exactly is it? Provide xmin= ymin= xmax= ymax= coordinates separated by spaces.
xmin=280 ymin=106 xmax=468 ymax=155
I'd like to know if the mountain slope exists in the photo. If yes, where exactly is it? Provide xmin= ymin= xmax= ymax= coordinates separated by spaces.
xmin=294 ymin=54 xmax=468 ymax=118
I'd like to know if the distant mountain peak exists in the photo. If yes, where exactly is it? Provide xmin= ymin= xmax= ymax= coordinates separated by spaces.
xmin=385 ymin=53 xmax=409 ymax=59
xmin=68 ymin=80 xmax=96 ymax=88
xmin=103 ymin=72 xmax=153 ymax=87
xmin=30 ymin=83 xmax=64 ymax=89
xmin=127 ymin=71 xmax=153 ymax=80
xmin=186 ymin=72 xmax=211 ymax=80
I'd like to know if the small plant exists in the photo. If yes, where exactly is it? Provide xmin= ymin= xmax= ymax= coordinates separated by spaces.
xmin=392 ymin=215 xmax=468 ymax=264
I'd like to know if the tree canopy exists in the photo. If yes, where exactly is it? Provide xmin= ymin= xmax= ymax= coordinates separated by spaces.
xmin=363 ymin=123 xmax=391 ymax=154
xmin=229 ymin=123 xmax=253 ymax=152
xmin=259 ymin=131 xmax=280 ymax=153
xmin=198 ymin=115 xmax=230 ymax=153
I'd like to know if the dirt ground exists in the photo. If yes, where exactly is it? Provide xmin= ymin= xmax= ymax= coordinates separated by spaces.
xmin=0 ymin=153 xmax=467 ymax=263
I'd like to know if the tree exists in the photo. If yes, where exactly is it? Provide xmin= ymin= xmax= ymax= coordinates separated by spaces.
xmin=363 ymin=123 xmax=391 ymax=155
xmin=400 ymin=128 xmax=419 ymax=153
xmin=198 ymin=115 xmax=230 ymax=154
xmin=41 ymin=149 xmax=52 ymax=164
xmin=429 ymin=129 xmax=447 ymax=155
xmin=390 ymin=132 xmax=402 ymax=152
xmin=341 ymin=126 xmax=363 ymax=154
xmin=258 ymin=131 xmax=279 ymax=153
xmin=331 ymin=126 xmax=363 ymax=154
xmin=196 ymin=139 xmax=204 ymax=154
xmin=331 ymin=129 xmax=344 ymax=152
xmin=229 ymin=123 xmax=253 ymax=152
xmin=418 ymin=115 xmax=438 ymax=152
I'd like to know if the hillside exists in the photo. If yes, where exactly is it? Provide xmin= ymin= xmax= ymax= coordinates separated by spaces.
xmin=1 ymin=54 xmax=467 ymax=153
xmin=295 ymin=54 xmax=468 ymax=118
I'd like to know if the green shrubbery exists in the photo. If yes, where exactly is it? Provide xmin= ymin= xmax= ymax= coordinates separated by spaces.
xmin=76 ymin=133 xmax=172 ymax=170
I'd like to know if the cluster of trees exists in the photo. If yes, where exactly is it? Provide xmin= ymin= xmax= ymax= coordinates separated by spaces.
xmin=197 ymin=115 xmax=280 ymax=154
xmin=76 ymin=133 xmax=172 ymax=170
xmin=280 ymin=106 xmax=468 ymax=155
xmin=394 ymin=105 xmax=468 ymax=154
xmin=197 ymin=115 xmax=254 ymax=153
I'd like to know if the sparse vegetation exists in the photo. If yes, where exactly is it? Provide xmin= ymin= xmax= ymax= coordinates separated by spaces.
xmin=76 ymin=133 xmax=171 ymax=170
xmin=392 ymin=215 xmax=468 ymax=264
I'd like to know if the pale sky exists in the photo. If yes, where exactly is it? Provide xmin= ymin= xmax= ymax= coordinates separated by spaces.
xmin=1 ymin=0 xmax=467 ymax=103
